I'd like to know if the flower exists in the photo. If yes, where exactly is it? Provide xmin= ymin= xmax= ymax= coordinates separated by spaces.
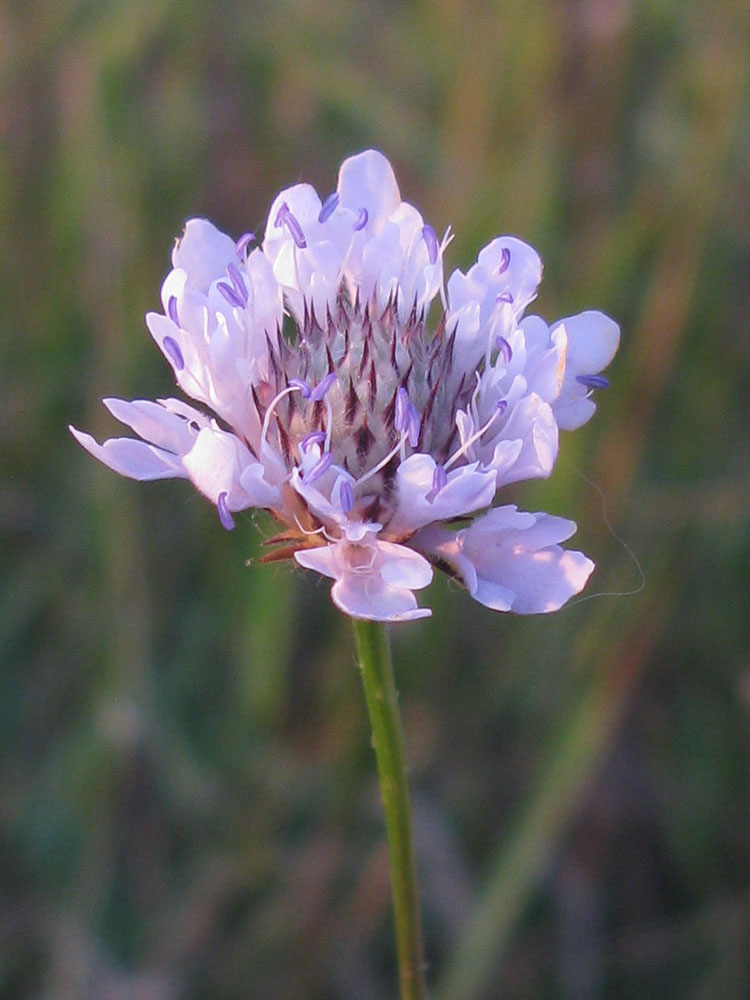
xmin=71 ymin=150 xmax=618 ymax=621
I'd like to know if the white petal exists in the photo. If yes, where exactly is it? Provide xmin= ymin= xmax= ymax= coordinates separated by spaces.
xmin=294 ymin=545 xmax=340 ymax=581
xmin=182 ymin=426 xmax=255 ymax=509
xmin=337 ymin=150 xmax=401 ymax=231
xmin=388 ymin=454 xmax=495 ymax=536
xmin=476 ymin=236 xmax=543 ymax=314
xmin=466 ymin=507 xmax=593 ymax=612
xmin=375 ymin=541 xmax=433 ymax=589
xmin=172 ymin=219 xmax=236 ymax=294
xmin=556 ymin=310 xmax=620 ymax=374
xmin=331 ymin=575 xmax=431 ymax=622
xmin=70 ymin=427 xmax=185 ymax=481
xmin=102 ymin=397 xmax=198 ymax=454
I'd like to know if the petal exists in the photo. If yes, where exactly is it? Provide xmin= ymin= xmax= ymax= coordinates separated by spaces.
xmin=463 ymin=507 xmax=594 ymax=613
xmin=294 ymin=544 xmax=340 ymax=581
xmin=70 ymin=427 xmax=186 ymax=481
xmin=375 ymin=541 xmax=433 ymax=589
xmin=102 ymin=397 xmax=199 ymax=454
xmin=337 ymin=150 xmax=401 ymax=231
xmin=172 ymin=219 xmax=236 ymax=294
xmin=388 ymin=454 xmax=496 ymax=536
xmin=330 ymin=574 xmax=431 ymax=622
xmin=182 ymin=426 xmax=256 ymax=509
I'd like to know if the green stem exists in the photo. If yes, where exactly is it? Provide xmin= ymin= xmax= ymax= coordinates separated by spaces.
xmin=353 ymin=619 xmax=428 ymax=1000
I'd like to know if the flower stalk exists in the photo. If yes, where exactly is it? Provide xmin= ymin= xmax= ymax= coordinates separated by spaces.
xmin=353 ymin=619 xmax=427 ymax=1000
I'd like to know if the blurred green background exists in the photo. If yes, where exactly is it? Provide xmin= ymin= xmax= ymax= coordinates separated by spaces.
xmin=2 ymin=1 xmax=749 ymax=997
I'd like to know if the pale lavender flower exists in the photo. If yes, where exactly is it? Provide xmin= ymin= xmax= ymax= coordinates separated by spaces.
xmin=71 ymin=151 xmax=619 ymax=621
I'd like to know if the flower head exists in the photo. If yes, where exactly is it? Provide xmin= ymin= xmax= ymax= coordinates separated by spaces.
xmin=71 ymin=151 xmax=618 ymax=621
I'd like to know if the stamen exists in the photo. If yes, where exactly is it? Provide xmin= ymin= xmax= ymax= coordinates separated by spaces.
xmin=339 ymin=480 xmax=354 ymax=513
xmin=227 ymin=263 xmax=249 ymax=306
xmin=432 ymin=464 xmax=447 ymax=494
xmin=217 ymin=492 xmax=235 ymax=531
xmin=310 ymin=372 xmax=337 ymax=401
xmin=217 ymin=281 xmax=245 ymax=309
xmin=497 ymin=246 xmax=511 ymax=274
xmin=394 ymin=387 xmax=410 ymax=432
xmin=167 ymin=295 xmax=180 ymax=326
xmin=234 ymin=232 xmax=255 ymax=257
xmin=356 ymin=434 xmax=406 ymax=488
xmin=444 ymin=399 xmax=507 ymax=471
xmin=354 ymin=207 xmax=368 ymax=231
xmin=163 ymin=336 xmax=185 ymax=371
xmin=422 ymin=224 xmax=438 ymax=265
xmin=275 ymin=202 xmax=307 ymax=249
xmin=304 ymin=452 xmax=333 ymax=485
xmin=289 ymin=377 xmax=312 ymax=398
xmin=394 ymin=387 xmax=421 ymax=449
xmin=495 ymin=335 xmax=513 ymax=364
xmin=496 ymin=291 xmax=514 ymax=304
xmin=576 ymin=374 xmax=610 ymax=390
xmin=318 ymin=192 xmax=339 ymax=223
xmin=300 ymin=430 xmax=326 ymax=453
xmin=260 ymin=384 xmax=305 ymax=453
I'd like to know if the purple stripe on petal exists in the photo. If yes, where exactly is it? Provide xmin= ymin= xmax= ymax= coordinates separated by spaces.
xmin=497 ymin=247 xmax=511 ymax=274
xmin=235 ymin=232 xmax=255 ymax=257
xmin=422 ymin=224 xmax=438 ymax=265
xmin=167 ymin=295 xmax=180 ymax=326
xmin=354 ymin=207 xmax=368 ymax=231
xmin=495 ymin=335 xmax=513 ymax=364
xmin=163 ymin=336 xmax=185 ymax=371
xmin=339 ymin=480 xmax=354 ymax=512
xmin=318 ymin=192 xmax=339 ymax=223
xmin=217 ymin=281 xmax=245 ymax=309
xmin=227 ymin=263 xmax=249 ymax=305
xmin=300 ymin=430 xmax=326 ymax=453
xmin=310 ymin=372 xmax=337 ymax=401
xmin=432 ymin=464 xmax=447 ymax=494
xmin=217 ymin=492 xmax=235 ymax=531
xmin=289 ymin=377 xmax=312 ymax=398
xmin=576 ymin=373 xmax=610 ymax=390
xmin=305 ymin=452 xmax=333 ymax=484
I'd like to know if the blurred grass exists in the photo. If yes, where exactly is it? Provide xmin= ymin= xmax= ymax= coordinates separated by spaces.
xmin=2 ymin=1 xmax=749 ymax=998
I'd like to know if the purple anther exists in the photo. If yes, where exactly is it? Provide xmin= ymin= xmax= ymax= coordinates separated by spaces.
xmin=496 ymin=291 xmax=514 ymax=305
xmin=305 ymin=451 xmax=333 ymax=485
xmin=432 ymin=464 xmax=448 ymax=494
xmin=288 ymin=377 xmax=312 ymax=398
xmin=234 ymin=232 xmax=255 ymax=257
xmin=167 ymin=295 xmax=180 ymax=326
xmin=300 ymin=430 xmax=326 ymax=454
xmin=274 ymin=202 xmax=307 ymax=249
xmin=227 ymin=263 xmax=249 ymax=306
xmin=495 ymin=335 xmax=513 ymax=364
xmin=422 ymin=224 xmax=439 ymax=265
xmin=339 ymin=480 xmax=354 ymax=513
xmin=163 ymin=336 xmax=185 ymax=371
xmin=407 ymin=406 xmax=421 ymax=448
xmin=318 ymin=192 xmax=339 ymax=223
xmin=576 ymin=373 xmax=610 ymax=390
xmin=497 ymin=246 xmax=511 ymax=274
xmin=496 ymin=399 xmax=508 ymax=417
xmin=395 ymin=387 xmax=411 ymax=432
xmin=217 ymin=492 xmax=235 ymax=531
xmin=217 ymin=281 xmax=245 ymax=309
xmin=354 ymin=207 xmax=369 ymax=231
xmin=310 ymin=372 xmax=337 ymax=402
